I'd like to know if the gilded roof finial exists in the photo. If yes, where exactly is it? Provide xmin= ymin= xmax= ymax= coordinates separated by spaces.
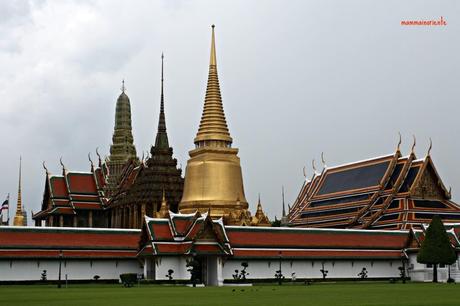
xmin=303 ymin=166 xmax=307 ymax=179
xmin=397 ymin=132 xmax=402 ymax=152
xmin=427 ymin=137 xmax=433 ymax=156
xmin=411 ymin=135 xmax=416 ymax=154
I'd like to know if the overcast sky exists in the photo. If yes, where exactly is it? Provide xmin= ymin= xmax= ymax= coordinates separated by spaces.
xmin=1 ymin=0 xmax=459 ymax=223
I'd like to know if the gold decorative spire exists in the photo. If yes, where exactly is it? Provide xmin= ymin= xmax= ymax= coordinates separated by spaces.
xmin=251 ymin=194 xmax=271 ymax=227
xmin=256 ymin=193 xmax=263 ymax=212
xmin=156 ymin=188 xmax=169 ymax=218
xmin=194 ymin=25 xmax=233 ymax=145
xmin=13 ymin=156 xmax=25 ymax=226
xmin=179 ymin=25 xmax=248 ymax=222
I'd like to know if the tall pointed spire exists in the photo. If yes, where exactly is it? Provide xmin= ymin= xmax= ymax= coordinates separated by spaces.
xmin=179 ymin=25 xmax=248 ymax=223
xmin=154 ymin=53 xmax=169 ymax=149
xmin=280 ymin=185 xmax=288 ymax=226
xmin=194 ymin=25 xmax=232 ymax=146
xmin=106 ymin=80 xmax=138 ymax=196
xmin=282 ymin=186 xmax=286 ymax=217
xmin=13 ymin=157 xmax=25 ymax=226
xmin=16 ymin=156 xmax=22 ymax=214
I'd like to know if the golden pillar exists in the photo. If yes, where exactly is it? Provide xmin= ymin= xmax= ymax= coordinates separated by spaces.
xmin=179 ymin=25 xmax=248 ymax=221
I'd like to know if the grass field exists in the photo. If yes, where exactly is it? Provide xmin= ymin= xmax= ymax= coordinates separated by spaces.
xmin=0 ymin=282 xmax=459 ymax=306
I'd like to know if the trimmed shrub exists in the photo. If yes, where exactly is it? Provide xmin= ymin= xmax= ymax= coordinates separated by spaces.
xmin=120 ymin=273 xmax=137 ymax=287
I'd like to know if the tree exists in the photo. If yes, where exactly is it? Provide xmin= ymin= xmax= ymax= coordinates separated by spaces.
xmin=417 ymin=215 xmax=457 ymax=282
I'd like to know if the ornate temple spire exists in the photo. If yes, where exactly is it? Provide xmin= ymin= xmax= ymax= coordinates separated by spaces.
xmin=179 ymin=25 xmax=248 ymax=222
xmin=106 ymin=81 xmax=138 ymax=196
xmin=251 ymin=194 xmax=271 ymax=226
xmin=154 ymin=53 xmax=169 ymax=149
xmin=256 ymin=194 xmax=263 ymax=213
xmin=194 ymin=25 xmax=233 ymax=146
xmin=13 ymin=157 xmax=25 ymax=226
xmin=110 ymin=80 xmax=137 ymax=162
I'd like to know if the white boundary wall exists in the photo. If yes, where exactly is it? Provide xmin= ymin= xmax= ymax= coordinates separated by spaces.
xmin=0 ymin=259 xmax=142 ymax=281
xmin=408 ymin=253 xmax=460 ymax=283
xmin=222 ymin=259 xmax=403 ymax=280
xmin=147 ymin=256 xmax=403 ymax=283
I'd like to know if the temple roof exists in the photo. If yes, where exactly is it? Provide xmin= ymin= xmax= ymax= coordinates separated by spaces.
xmin=289 ymin=148 xmax=460 ymax=230
xmin=140 ymin=212 xmax=231 ymax=256
xmin=138 ymin=213 xmax=425 ymax=260
xmin=33 ymin=163 xmax=107 ymax=221
xmin=0 ymin=226 xmax=140 ymax=259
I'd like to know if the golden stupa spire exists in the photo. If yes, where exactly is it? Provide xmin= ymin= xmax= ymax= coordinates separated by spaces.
xmin=179 ymin=25 xmax=248 ymax=222
xmin=194 ymin=25 xmax=232 ymax=146
xmin=13 ymin=156 xmax=25 ymax=226
xmin=156 ymin=188 xmax=169 ymax=218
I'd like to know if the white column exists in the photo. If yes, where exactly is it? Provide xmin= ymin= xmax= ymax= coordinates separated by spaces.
xmin=217 ymin=257 xmax=224 ymax=286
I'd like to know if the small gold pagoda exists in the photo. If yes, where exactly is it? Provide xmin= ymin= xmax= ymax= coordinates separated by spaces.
xmin=13 ymin=157 xmax=27 ymax=226
xmin=179 ymin=25 xmax=249 ymax=223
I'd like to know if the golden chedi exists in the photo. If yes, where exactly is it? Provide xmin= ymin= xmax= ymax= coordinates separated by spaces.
xmin=179 ymin=25 xmax=249 ymax=224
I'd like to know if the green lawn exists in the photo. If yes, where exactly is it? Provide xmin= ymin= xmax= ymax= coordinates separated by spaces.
xmin=0 ymin=282 xmax=459 ymax=306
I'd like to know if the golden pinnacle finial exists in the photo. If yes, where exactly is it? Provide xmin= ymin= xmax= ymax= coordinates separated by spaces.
xmin=210 ymin=25 xmax=216 ymax=66
xmin=193 ymin=24 xmax=232 ymax=145
xmin=397 ymin=132 xmax=402 ymax=152
xmin=156 ymin=188 xmax=169 ymax=218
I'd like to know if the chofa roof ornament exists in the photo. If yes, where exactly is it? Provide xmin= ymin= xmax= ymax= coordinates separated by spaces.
xmin=411 ymin=135 xmax=416 ymax=154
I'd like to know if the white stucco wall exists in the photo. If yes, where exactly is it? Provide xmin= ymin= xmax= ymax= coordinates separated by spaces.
xmin=0 ymin=259 xmax=142 ymax=281
xmin=154 ymin=256 xmax=190 ymax=280
xmin=223 ymin=259 xmax=403 ymax=280
xmin=408 ymin=253 xmax=460 ymax=283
